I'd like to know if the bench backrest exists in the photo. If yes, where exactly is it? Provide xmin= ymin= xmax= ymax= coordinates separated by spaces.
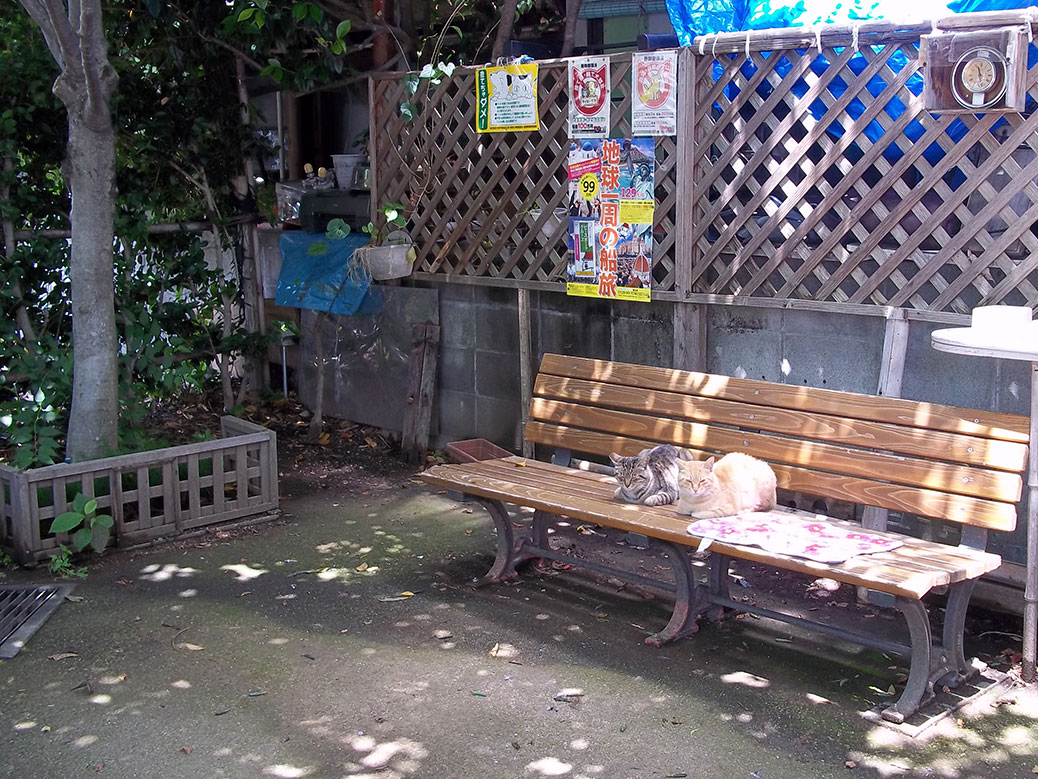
xmin=524 ymin=354 xmax=1029 ymax=533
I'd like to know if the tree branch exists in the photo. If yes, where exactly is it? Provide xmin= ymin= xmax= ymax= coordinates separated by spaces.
xmin=491 ymin=0 xmax=520 ymax=61
xmin=18 ymin=0 xmax=78 ymax=73
xmin=76 ymin=0 xmax=117 ymax=129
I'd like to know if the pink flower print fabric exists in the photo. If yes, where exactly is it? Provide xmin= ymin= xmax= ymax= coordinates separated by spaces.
xmin=686 ymin=513 xmax=904 ymax=564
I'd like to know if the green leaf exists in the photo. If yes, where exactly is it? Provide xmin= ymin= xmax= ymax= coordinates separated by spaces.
xmin=336 ymin=20 xmax=351 ymax=39
xmin=402 ymin=74 xmax=419 ymax=96
xmin=384 ymin=208 xmax=399 ymax=222
xmin=399 ymin=102 xmax=416 ymax=122
xmin=89 ymin=524 xmax=110 ymax=554
xmin=237 ymin=7 xmax=256 ymax=21
xmin=419 ymin=63 xmax=435 ymax=79
xmin=72 ymin=493 xmax=90 ymax=514
xmin=92 ymin=514 xmax=114 ymax=529
xmin=83 ymin=498 xmax=98 ymax=516
xmin=292 ymin=3 xmax=307 ymax=22
xmin=71 ymin=527 xmax=93 ymax=552
xmin=50 ymin=512 xmax=83 ymax=534
xmin=439 ymin=62 xmax=456 ymax=77
xmin=309 ymin=4 xmax=323 ymax=22
xmin=306 ymin=241 xmax=330 ymax=255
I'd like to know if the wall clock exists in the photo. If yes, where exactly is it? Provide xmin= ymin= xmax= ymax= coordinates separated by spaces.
xmin=952 ymin=46 xmax=1006 ymax=109
xmin=922 ymin=27 xmax=1027 ymax=113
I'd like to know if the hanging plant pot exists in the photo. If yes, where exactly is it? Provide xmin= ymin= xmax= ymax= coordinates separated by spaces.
xmin=355 ymin=235 xmax=416 ymax=280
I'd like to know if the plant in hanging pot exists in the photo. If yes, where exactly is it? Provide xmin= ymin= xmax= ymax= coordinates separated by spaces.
xmin=356 ymin=203 xmax=417 ymax=281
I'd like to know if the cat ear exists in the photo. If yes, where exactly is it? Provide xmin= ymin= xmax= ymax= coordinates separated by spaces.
xmin=609 ymin=453 xmax=621 ymax=464
xmin=704 ymin=456 xmax=716 ymax=470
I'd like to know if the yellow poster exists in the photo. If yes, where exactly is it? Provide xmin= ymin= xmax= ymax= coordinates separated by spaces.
xmin=475 ymin=64 xmax=539 ymax=133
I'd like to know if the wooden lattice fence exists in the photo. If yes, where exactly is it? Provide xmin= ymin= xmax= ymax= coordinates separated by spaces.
xmin=371 ymin=13 xmax=1038 ymax=320
xmin=0 ymin=417 xmax=278 ymax=564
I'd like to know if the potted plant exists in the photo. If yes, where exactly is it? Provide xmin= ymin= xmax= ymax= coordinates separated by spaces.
xmin=355 ymin=204 xmax=417 ymax=280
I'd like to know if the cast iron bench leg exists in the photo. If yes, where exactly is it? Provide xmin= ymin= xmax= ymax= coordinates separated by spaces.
xmin=645 ymin=541 xmax=704 ymax=647
xmin=472 ymin=499 xmax=552 ymax=585
xmin=941 ymin=579 xmax=980 ymax=685
xmin=472 ymin=497 xmax=523 ymax=585
xmin=883 ymin=598 xmax=935 ymax=724
xmin=706 ymin=553 xmax=732 ymax=623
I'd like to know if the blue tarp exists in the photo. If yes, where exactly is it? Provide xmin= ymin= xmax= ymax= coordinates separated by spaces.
xmin=664 ymin=0 xmax=1036 ymax=174
xmin=276 ymin=232 xmax=383 ymax=316
xmin=664 ymin=1 xmax=1036 ymax=45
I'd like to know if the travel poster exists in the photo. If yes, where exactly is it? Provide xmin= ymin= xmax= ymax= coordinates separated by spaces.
xmin=475 ymin=63 xmax=539 ymax=133
xmin=568 ymin=56 xmax=611 ymax=137
xmin=631 ymin=51 xmax=678 ymax=136
xmin=566 ymin=138 xmax=655 ymax=302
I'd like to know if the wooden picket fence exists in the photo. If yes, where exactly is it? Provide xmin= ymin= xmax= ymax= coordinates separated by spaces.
xmin=371 ymin=11 xmax=1038 ymax=320
xmin=0 ymin=417 xmax=278 ymax=564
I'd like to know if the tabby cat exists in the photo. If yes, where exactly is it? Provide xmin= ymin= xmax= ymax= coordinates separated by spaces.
xmin=610 ymin=444 xmax=693 ymax=506
xmin=676 ymin=452 xmax=777 ymax=518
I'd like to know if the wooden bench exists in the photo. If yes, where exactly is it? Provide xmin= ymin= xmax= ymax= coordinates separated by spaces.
xmin=421 ymin=353 xmax=1028 ymax=723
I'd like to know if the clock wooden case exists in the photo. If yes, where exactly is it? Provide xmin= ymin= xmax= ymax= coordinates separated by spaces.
xmin=922 ymin=27 xmax=1028 ymax=113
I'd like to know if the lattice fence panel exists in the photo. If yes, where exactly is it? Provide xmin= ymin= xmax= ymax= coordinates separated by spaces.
xmin=691 ymin=38 xmax=1038 ymax=314
xmin=373 ymin=27 xmax=1038 ymax=315
xmin=371 ymin=54 xmax=680 ymax=291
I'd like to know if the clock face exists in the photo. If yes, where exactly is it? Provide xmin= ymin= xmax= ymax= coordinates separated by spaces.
xmin=962 ymin=57 xmax=996 ymax=92
xmin=951 ymin=46 xmax=1007 ymax=109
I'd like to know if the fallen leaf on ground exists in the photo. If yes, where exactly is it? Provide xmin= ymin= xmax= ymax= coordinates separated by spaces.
xmin=845 ymin=760 xmax=857 ymax=769
xmin=49 ymin=652 xmax=78 ymax=661
xmin=356 ymin=562 xmax=368 ymax=572
xmin=175 ymin=643 xmax=204 ymax=651
xmin=65 ymin=595 xmax=85 ymax=602
xmin=180 ymin=746 xmax=192 ymax=755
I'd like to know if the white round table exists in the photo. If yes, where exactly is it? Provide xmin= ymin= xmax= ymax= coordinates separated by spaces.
xmin=932 ymin=327 xmax=1038 ymax=682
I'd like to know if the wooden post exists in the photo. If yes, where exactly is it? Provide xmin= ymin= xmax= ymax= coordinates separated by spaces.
xmin=673 ymin=48 xmax=704 ymax=372
xmin=403 ymin=324 xmax=441 ymax=464
xmin=862 ymin=309 xmax=910 ymax=533
xmin=518 ymin=288 xmax=534 ymax=457
xmin=674 ymin=304 xmax=707 ymax=372
xmin=859 ymin=309 xmax=909 ymax=603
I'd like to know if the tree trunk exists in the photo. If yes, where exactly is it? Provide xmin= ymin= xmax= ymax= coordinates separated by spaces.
xmin=560 ymin=0 xmax=584 ymax=57
xmin=20 ymin=0 xmax=121 ymax=462
xmin=491 ymin=0 xmax=520 ymax=61
xmin=64 ymin=108 xmax=119 ymax=461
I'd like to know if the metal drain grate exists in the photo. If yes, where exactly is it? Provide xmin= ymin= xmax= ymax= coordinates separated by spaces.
xmin=0 ymin=584 xmax=74 ymax=659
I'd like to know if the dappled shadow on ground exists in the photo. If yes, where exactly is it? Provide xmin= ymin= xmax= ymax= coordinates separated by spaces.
xmin=5 ymin=424 xmax=1036 ymax=778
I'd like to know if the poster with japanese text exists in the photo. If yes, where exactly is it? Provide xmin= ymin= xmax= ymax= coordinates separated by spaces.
xmin=566 ymin=138 xmax=655 ymax=302
xmin=568 ymin=57 xmax=610 ymax=138
xmin=631 ymin=51 xmax=677 ymax=136
xmin=475 ymin=63 xmax=539 ymax=133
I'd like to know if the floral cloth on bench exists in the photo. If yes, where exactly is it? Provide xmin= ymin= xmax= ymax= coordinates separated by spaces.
xmin=686 ymin=512 xmax=904 ymax=564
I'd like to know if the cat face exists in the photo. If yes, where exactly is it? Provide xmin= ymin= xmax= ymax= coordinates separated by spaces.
xmin=610 ymin=452 xmax=647 ymax=490
xmin=678 ymin=457 xmax=718 ymax=499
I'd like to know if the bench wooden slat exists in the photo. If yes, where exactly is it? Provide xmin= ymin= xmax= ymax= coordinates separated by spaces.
xmin=524 ymin=421 xmax=1019 ymax=531
xmin=529 ymin=398 xmax=1023 ymax=503
xmin=455 ymin=458 xmax=997 ymax=582
xmin=421 ymin=458 xmax=1003 ymax=599
xmin=539 ymin=354 xmax=1030 ymax=444
xmin=450 ymin=457 xmax=1003 ymax=575
xmin=533 ymin=375 xmax=1029 ymax=473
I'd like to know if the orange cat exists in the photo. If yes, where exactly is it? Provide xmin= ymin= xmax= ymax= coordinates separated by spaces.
xmin=676 ymin=452 xmax=777 ymax=518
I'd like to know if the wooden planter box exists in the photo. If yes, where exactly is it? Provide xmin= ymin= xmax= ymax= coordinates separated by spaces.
xmin=0 ymin=417 xmax=279 ymax=564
